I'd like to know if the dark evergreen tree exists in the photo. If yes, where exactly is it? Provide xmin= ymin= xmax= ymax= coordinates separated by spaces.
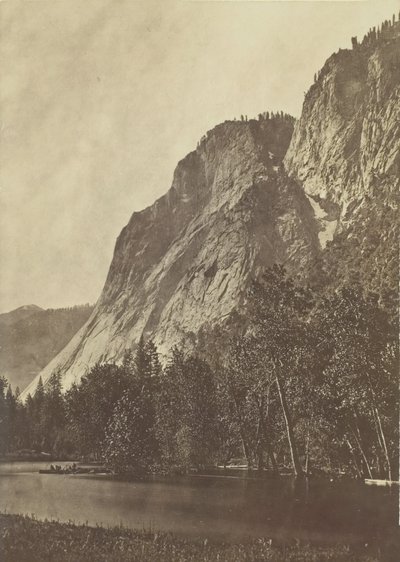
xmin=103 ymin=338 xmax=161 ymax=474
xmin=65 ymin=363 xmax=131 ymax=458
xmin=0 ymin=376 xmax=9 ymax=454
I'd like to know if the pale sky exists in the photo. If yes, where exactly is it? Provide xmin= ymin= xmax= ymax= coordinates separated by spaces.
xmin=0 ymin=0 xmax=398 ymax=313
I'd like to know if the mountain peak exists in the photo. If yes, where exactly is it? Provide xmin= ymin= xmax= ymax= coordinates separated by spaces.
xmin=0 ymin=304 xmax=43 ymax=325
xmin=18 ymin=304 xmax=43 ymax=312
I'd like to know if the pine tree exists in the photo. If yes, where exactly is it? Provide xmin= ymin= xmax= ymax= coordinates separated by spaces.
xmin=30 ymin=377 xmax=45 ymax=450
xmin=5 ymin=386 xmax=17 ymax=451
xmin=0 ymin=376 xmax=9 ymax=454
xmin=103 ymin=390 xmax=155 ymax=474
xmin=156 ymin=346 xmax=186 ymax=469
xmin=103 ymin=337 xmax=161 ymax=474
xmin=65 ymin=362 xmax=132 ymax=458
xmin=41 ymin=371 xmax=66 ymax=453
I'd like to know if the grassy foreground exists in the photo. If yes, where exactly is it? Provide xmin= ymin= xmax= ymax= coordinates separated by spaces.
xmin=0 ymin=514 xmax=399 ymax=562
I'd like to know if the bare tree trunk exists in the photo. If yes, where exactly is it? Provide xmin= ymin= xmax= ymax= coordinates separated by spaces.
xmin=261 ymin=417 xmax=279 ymax=475
xmin=304 ymin=413 xmax=313 ymax=475
xmin=275 ymin=373 xmax=303 ymax=477
xmin=231 ymin=392 xmax=251 ymax=467
xmin=257 ymin=449 xmax=264 ymax=470
xmin=239 ymin=424 xmax=251 ymax=466
xmin=366 ymin=376 xmax=392 ymax=481
xmin=304 ymin=432 xmax=310 ymax=475
xmin=267 ymin=443 xmax=279 ymax=475
xmin=352 ymin=408 xmax=373 ymax=478
xmin=346 ymin=438 xmax=363 ymax=479
xmin=255 ymin=406 xmax=264 ymax=470
xmin=261 ymin=387 xmax=279 ymax=476
xmin=350 ymin=425 xmax=372 ymax=479
xmin=371 ymin=408 xmax=385 ymax=477
xmin=374 ymin=406 xmax=392 ymax=481
xmin=375 ymin=452 xmax=383 ymax=479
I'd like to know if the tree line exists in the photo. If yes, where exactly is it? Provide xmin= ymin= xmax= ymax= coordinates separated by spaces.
xmin=0 ymin=266 xmax=397 ymax=479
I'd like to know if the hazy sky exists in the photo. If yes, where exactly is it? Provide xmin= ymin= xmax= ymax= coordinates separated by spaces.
xmin=1 ymin=0 xmax=398 ymax=313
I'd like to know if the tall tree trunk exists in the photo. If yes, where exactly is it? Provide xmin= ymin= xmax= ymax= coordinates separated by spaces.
xmin=366 ymin=375 xmax=392 ymax=481
xmin=304 ymin=432 xmax=310 ymax=475
xmin=374 ymin=406 xmax=392 ymax=481
xmin=255 ymin=404 xmax=264 ymax=470
xmin=231 ymin=391 xmax=251 ymax=467
xmin=304 ymin=413 xmax=314 ymax=475
xmin=371 ymin=408 xmax=385 ymax=477
xmin=352 ymin=409 xmax=373 ymax=478
xmin=238 ymin=422 xmax=251 ymax=466
xmin=260 ymin=417 xmax=279 ymax=476
xmin=375 ymin=452 xmax=383 ymax=479
xmin=267 ymin=444 xmax=279 ymax=475
xmin=261 ymin=387 xmax=279 ymax=476
xmin=275 ymin=373 xmax=303 ymax=477
xmin=261 ymin=392 xmax=279 ymax=476
xmin=350 ymin=425 xmax=372 ymax=479
xmin=346 ymin=438 xmax=363 ymax=479
xmin=257 ymin=449 xmax=264 ymax=470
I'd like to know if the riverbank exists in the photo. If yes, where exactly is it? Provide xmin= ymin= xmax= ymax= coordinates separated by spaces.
xmin=1 ymin=514 xmax=398 ymax=562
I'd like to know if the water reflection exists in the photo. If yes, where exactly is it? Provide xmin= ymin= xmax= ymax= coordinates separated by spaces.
xmin=0 ymin=462 xmax=397 ymax=544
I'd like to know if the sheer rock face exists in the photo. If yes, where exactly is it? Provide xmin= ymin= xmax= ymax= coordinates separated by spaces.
xmin=284 ymin=24 xmax=399 ymax=297
xmin=22 ymin=23 xmax=399 ymax=397
xmin=284 ymin=26 xmax=399 ymax=243
xmin=23 ymin=118 xmax=321 ymax=395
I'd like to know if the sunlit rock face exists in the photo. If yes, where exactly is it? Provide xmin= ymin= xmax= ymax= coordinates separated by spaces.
xmin=89 ymin=117 xmax=319 ymax=360
xmin=284 ymin=23 xmax=399 ymax=295
xmin=23 ymin=117 xmax=321 ymax=395
xmin=285 ymin=31 xmax=399 ymax=208
xmin=22 ymin=21 xmax=399 ymax=397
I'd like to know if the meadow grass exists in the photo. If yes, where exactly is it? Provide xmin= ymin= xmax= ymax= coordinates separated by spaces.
xmin=1 ymin=513 xmax=399 ymax=562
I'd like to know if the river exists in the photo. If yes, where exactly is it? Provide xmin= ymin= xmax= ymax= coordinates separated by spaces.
xmin=0 ymin=462 xmax=397 ymax=544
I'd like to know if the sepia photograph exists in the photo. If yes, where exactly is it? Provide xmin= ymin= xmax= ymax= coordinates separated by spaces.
xmin=0 ymin=0 xmax=399 ymax=560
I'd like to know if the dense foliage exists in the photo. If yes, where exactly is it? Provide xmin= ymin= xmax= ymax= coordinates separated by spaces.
xmin=0 ymin=268 xmax=398 ymax=480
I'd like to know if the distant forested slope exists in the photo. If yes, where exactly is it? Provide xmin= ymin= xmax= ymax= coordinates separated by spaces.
xmin=0 ymin=304 xmax=94 ymax=392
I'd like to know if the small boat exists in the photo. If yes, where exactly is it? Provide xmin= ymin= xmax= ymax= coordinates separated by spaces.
xmin=39 ymin=466 xmax=111 ymax=475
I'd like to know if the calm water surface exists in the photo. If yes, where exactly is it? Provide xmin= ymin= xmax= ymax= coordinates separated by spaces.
xmin=0 ymin=462 xmax=398 ymax=544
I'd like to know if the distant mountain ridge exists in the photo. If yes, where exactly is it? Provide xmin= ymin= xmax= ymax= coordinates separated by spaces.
xmin=0 ymin=305 xmax=43 ymax=326
xmin=22 ymin=16 xmax=399 ymax=398
xmin=0 ymin=304 xmax=94 ymax=392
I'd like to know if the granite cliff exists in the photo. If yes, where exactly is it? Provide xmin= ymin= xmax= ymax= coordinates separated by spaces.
xmin=285 ymin=19 xmax=399 ymax=300
xmin=23 ymin=116 xmax=320 ymax=394
xmin=22 ymin=17 xmax=399 ymax=397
